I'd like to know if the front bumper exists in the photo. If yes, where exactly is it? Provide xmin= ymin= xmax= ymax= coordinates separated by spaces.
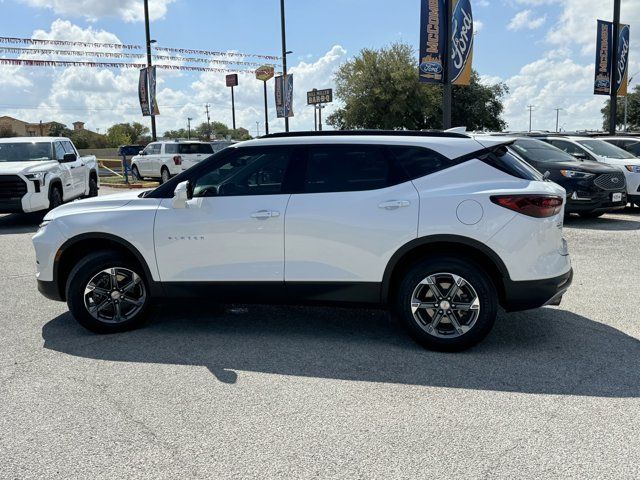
xmin=502 ymin=268 xmax=573 ymax=312
xmin=37 ymin=279 xmax=64 ymax=301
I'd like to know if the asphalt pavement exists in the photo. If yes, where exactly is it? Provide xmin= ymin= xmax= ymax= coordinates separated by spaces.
xmin=0 ymin=187 xmax=638 ymax=479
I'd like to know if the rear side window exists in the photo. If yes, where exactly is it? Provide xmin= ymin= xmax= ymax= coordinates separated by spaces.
xmin=303 ymin=145 xmax=404 ymax=193
xmin=179 ymin=143 xmax=214 ymax=155
xmin=388 ymin=146 xmax=464 ymax=179
xmin=165 ymin=144 xmax=178 ymax=154
xmin=479 ymin=146 xmax=543 ymax=181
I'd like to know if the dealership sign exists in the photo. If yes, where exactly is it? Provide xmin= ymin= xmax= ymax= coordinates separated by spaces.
xmin=255 ymin=65 xmax=275 ymax=82
xmin=307 ymin=88 xmax=333 ymax=105
xmin=419 ymin=0 xmax=473 ymax=85
xmin=594 ymin=20 xmax=630 ymax=96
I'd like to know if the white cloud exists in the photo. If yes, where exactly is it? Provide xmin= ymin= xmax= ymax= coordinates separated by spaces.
xmin=474 ymin=20 xmax=484 ymax=33
xmin=507 ymin=10 xmax=547 ymax=31
xmin=32 ymin=19 xmax=122 ymax=45
xmin=20 ymin=0 xmax=174 ymax=22
xmin=476 ymin=0 xmax=490 ymax=7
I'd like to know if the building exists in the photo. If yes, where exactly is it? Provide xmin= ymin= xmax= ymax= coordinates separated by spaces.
xmin=0 ymin=116 xmax=60 ymax=137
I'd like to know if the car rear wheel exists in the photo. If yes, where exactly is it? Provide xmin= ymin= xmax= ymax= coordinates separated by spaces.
xmin=131 ymin=165 xmax=141 ymax=181
xmin=394 ymin=257 xmax=498 ymax=352
xmin=88 ymin=175 xmax=98 ymax=197
xmin=66 ymin=251 xmax=151 ymax=334
xmin=160 ymin=167 xmax=170 ymax=184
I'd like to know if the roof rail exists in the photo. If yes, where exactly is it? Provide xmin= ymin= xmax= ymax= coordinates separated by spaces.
xmin=260 ymin=130 xmax=469 ymax=139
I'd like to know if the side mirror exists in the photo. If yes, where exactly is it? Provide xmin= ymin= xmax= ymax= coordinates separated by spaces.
xmin=571 ymin=152 xmax=588 ymax=161
xmin=61 ymin=153 xmax=77 ymax=163
xmin=139 ymin=150 xmax=146 ymax=156
xmin=172 ymin=180 xmax=193 ymax=209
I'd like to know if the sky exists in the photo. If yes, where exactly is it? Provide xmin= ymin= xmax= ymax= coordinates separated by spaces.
xmin=0 ymin=0 xmax=638 ymax=135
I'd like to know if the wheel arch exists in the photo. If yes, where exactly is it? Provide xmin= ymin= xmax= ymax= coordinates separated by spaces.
xmin=53 ymin=232 xmax=162 ymax=301
xmin=382 ymin=235 xmax=510 ymax=305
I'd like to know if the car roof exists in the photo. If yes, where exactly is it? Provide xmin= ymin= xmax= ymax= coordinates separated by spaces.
xmin=0 ymin=136 xmax=68 ymax=143
xmin=234 ymin=131 xmax=510 ymax=159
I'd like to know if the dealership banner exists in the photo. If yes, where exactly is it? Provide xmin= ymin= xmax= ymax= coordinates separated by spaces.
xmin=138 ymin=68 xmax=150 ymax=116
xmin=275 ymin=74 xmax=294 ymax=118
xmin=419 ymin=0 xmax=446 ymax=84
xmin=615 ymin=24 xmax=630 ymax=96
xmin=594 ymin=20 xmax=613 ymax=95
xmin=419 ymin=0 xmax=473 ymax=85
xmin=450 ymin=0 xmax=473 ymax=85
xmin=148 ymin=66 xmax=160 ymax=116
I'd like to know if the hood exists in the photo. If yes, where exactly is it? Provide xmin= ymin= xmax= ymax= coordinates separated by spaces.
xmin=44 ymin=189 xmax=147 ymax=220
xmin=0 ymin=160 xmax=58 ymax=175
xmin=600 ymin=157 xmax=640 ymax=166
xmin=539 ymin=160 xmax=621 ymax=174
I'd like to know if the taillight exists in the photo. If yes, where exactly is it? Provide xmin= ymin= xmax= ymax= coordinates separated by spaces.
xmin=173 ymin=155 xmax=182 ymax=165
xmin=491 ymin=195 xmax=563 ymax=218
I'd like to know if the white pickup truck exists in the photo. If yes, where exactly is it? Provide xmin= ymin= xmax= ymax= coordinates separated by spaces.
xmin=0 ymin=137 xmax=99 ymax=214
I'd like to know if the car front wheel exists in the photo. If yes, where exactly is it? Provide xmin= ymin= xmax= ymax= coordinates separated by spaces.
xmin=66 ymin=251 xmax=151 ymax=333
xmin=394 ymin=257 xmax=498 ymax=351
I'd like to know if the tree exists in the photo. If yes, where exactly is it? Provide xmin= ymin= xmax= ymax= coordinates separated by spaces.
xmin=48 ymin=122 xmax=68 ymax=137
xmin=106 ymin=122 xmax=150 ymax=146
xmin=601 ymin=85 xmax=640 ymax=131
xmin=327 ymin=42 xmax=508 ymax=131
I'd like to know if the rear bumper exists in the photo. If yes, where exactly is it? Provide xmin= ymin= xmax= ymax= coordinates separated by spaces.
xmin=502 ymin=268 xmax=573 ymax=312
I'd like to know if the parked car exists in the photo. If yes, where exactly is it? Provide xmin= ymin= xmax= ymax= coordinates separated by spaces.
xmin=536 ymin=135 xmax=640 ymax=207
xmin=598 ymin=136 xmax=640 ymax=156
xmin=33 ymin=131 xmax=572 ymax=352
xmin=130 ymin=141 xmax=214 ymax=183
xmin=0 ymin=137 xmax=98 ymax=214
xmin=209 ymin=140 xmax=236 ymax=155
xmin=507 ymin=138 xmax=627 ymax=218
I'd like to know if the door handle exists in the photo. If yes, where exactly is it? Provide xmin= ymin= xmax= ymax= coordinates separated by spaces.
xmin=378 ymin=200 xmax=410 ymax=210
xmin=69 ymin=166 xmax=76 ymax=169
xmin=250 ymin=210 xmax=280 ymax=219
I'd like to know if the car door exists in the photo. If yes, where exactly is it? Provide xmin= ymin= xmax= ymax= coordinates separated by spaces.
xmin=62 ymin=140 xmax=86 ymax=196
xmin=284 ymin=144 xmax=419 ymax=291
xmin=154 ymin=146 xmax=295 ymax=284
xmin=148 ymin=143 xmax=163 ymax=177
xmin=53 ymin=141 xmax=74 ymax=201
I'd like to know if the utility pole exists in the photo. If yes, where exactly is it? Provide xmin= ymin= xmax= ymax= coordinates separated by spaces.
xmin=280 ymin=0 xmax=290 ymax=132
xmin=205 ymin=103 xmax=211 ymax=139
xmin=256 ymin=122 xmax=260 ymax=137
xmin=317 ymin=105 xmax=324 ymax=132
xmin=609 ymin=0 xmax=621 ymax=134
xmin=554 ymin=108 xmax=562 ymax=133
xmin=143 ymin=0 xmax=157 ymax=141
xmin=313 ymin=105 xmax=318 ymax=131
xmin=187 ymin=117 xmax=192 ymax=140
xmin=527 ymin=105 xmax=535 ymax=132
xmin=442 ymin=0 xmax=453 ymax=129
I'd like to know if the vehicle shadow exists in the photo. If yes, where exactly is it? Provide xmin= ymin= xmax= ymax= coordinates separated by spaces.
xmin=0 ymin=212 xmax=44 ymax=235
xmin=564 ymin=215 xmax=640 ymax=231
xmin=41 ymin=304 xmax=640 ymax=398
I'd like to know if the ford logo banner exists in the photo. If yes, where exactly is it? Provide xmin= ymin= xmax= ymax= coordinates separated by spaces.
xmin=418 ymin=0 xmax=446 ymax=84
xmin=615 ymin=24 xmax=630 ymax=96
xmin=450 ymin=0 xmax=474 ymax=85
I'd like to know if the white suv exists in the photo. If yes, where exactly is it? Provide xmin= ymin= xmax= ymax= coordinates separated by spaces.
xmin=131 ymin=141 xmax=214 ymax=183
xmin=33 ymin=132 xmax=572 ymax=351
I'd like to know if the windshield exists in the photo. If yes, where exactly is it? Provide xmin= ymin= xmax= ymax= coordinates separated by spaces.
xmin=0 ymin=142 xmax=53 ymax=162
xmin=511 ymin=139 xmax=577 ymax=163
xmin=577 ymin=140 xmax=637 ymax=159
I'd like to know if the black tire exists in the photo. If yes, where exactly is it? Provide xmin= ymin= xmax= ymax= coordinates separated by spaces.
xmin=48 ymin=185 xmax=63 ymax=210
xmin=88 ymin=175 xmax=98 ymax=197
xmin=131 ymin=165 xmax=141 ymax=181
xmin=66 ymin=251 xmax=151 ymax=334
xmin=394 ymin=256 xmax=498 ymax=352
xmin=579 ymin=211 xmax=604 ymax=219
xmin=160 ymin=167 xmax=170 ymax=184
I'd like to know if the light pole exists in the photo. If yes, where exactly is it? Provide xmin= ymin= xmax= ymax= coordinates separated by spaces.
xmin=187 ymin=117 xmax=192 ymax=139
xmin=527 ymin=105 xmax=535 ymax=132
xmin=609 ymin=0 xmax=621 ymax=134
xmin=280 ymin=0 xmax=290 ymax=132
xmin=143 ymin=0 xmax=157 ymax=141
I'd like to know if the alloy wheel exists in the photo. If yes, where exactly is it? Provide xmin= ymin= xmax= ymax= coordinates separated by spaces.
xmin=410 ymin=272 xmax=480 ymax=338
xmin=83 ymin=267 xmax=146 ymax=324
